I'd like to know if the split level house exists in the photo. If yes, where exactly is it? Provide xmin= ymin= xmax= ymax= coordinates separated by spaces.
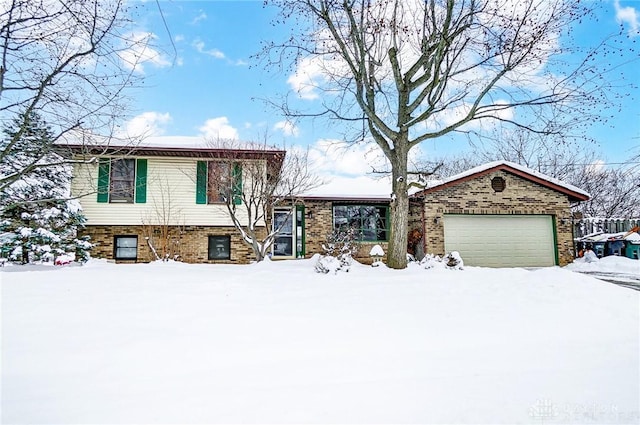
xmin=64 ymin=143 xmax=589 ymax=268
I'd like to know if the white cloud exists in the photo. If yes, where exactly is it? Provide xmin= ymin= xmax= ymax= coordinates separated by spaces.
xmin=191 ymin=11 xmax=207 ymax=25
xmin=119 ymin=32 xmax=171 ymax=74
xmin=287 ymin=56 xmax=327 ymax=100
xmin=192 ymin=38 xmax=225 ymax=59
xmin=121 ymin=112 xmax=172 ymax=139
xmin=274 ymin=121 xmax=300 ymax=137
xmin=308 ymin=139 xmax=389 ymax=177
xmin=585 ymin=160 xmax=607 ymax=176
xmin=175 ymin=34 xmax=185 ymax=43
xmin=199 ymin=117 xmax=239 ymax=140
xmin=615 ymin=0 xmax=640 ymax=36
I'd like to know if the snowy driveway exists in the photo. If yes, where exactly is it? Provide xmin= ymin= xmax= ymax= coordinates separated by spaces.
xmin=566 ymin=256 xmax=640 ymax=291
xmin=578 ymin=271 xmax=640 ymax=291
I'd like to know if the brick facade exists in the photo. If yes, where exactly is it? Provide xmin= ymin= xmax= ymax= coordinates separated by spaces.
xmin=301 ymin=199 xmax=389 ymax=265
xmin=82 ymin=170 xmax=580 ymax=267
xmin=81 ymin=225 xmax=265 ymax=264
xmin=409 ymin=169 xmax=576 ymax=266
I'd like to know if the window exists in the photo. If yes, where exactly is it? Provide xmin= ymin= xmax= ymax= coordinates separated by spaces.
xmin=97 ymin=158 xmax=146 ymax=204
xmin=207 ymin=162 xmax=232 ymax=204
xmin=333 ymin=204 xmax=388 ymax=242
xmin=110 ymin=158 xmax=136 ymax=203
xmin=208 ymin=235 xmax=231 ymax=260
xmin=491 ymin=176 xmax=506 ymax=192
xmin=114 ymin=236 xmax=137 ymax=260
xmin=196 ymin=161 xmax=242 ymax=205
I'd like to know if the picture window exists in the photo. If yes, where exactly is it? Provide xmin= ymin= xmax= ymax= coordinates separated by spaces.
xmin=332 ymin=204 xmax=388 ymax=242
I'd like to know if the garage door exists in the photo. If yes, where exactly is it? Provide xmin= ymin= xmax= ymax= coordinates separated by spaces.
xmin=443 ymin=214 xmax=556 ymax=267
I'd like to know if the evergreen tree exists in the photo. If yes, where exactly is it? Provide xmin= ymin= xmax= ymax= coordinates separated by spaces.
xmin=0 ymin=111 xmax=92 ymax=264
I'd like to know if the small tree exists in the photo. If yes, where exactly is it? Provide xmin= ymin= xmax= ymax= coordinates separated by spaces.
xmin=141 ymin=177 xmax=185 ymax=261
xmin=208 ymin=142 xmax=322 ymax=262
xmin=0 ymin=111 xmax=92 ymax=263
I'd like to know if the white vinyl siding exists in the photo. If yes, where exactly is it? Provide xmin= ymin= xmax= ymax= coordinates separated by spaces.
xmin=73 ymin=158 xmax=257 ymax=226
xmin=443 ymin=214 xmax=556 ymax=267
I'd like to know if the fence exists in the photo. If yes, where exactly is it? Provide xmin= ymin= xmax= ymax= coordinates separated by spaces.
xmin=573 ymin=218 xmax=640 ymax=239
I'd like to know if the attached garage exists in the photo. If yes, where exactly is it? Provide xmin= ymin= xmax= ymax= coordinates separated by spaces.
xmin=410 ymin=161 xmax=590 ymax=267
xmin=443 ymin=214 xmax=556 ymax=267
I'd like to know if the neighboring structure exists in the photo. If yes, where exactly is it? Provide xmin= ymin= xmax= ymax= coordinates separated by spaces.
xmin=66 ymin=143 xmax=588 ymax=268
xmin=65 ymin=143 xmax=285 ymax=264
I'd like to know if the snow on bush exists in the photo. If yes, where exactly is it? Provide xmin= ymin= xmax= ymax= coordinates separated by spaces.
xmin=420 ymin=252 xmax=464 ymax=270
xmin=315 ymin=228 xmax=359 ymax=274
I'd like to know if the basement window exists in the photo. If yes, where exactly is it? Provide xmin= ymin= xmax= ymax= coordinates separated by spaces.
xmin=208 ymin=235 xmax=231 ymax=260
xmin=114 ymin=236 xmax=138 ymax=260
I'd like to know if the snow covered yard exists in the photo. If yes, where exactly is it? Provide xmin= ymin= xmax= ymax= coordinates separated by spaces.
xmin=1 ymin=259 xmax=638 ymax=424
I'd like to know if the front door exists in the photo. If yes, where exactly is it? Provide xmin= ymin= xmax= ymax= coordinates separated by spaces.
xmin=273 ymin=209 xmax=294 ymax=257
xmin=272 ymin=206 xmax=305 ymax=259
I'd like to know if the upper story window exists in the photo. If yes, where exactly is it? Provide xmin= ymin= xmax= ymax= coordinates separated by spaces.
xmin=97 ymin=158 xmax=147 ymax=204
xmin=196 ymin=161 xmax=242 ymax=205
xmin=110 ymin=158 xmax=136 ymax=203
xmin=333 ymin=204 xmax=388 ymax=242
xmin=207 ymin=162 xmax=232 ymax=204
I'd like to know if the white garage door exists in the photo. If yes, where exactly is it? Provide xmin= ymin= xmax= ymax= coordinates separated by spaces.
xmin=443 ymin=214 xmax=556 ymax=267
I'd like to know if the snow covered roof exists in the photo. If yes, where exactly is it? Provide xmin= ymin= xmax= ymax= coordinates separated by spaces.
xmin=56 ymin=138 xmax=286 ymax=169
xmin=298 ymin=194 xmax=391 ymax=203
xmin=414 ymin=160 xmax=590 ymax=202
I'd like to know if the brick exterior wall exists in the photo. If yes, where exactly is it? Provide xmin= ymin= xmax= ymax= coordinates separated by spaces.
xmin=81 ymin=225 xmax=266 ymax=264
xmin=409 ymin=169 xmax=576 ymax=266
xmin=301 ymin=200 xmax=389 ymax=265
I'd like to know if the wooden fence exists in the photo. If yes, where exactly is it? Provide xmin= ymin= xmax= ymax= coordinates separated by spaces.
xmin=573 ymin=218 xmax=640 ymax=239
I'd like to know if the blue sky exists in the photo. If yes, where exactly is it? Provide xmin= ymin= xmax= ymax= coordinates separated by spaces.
xmin=124 ymin=0 xmax=639 ymax=193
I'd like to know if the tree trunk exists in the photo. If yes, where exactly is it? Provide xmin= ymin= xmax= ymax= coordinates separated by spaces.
xmin=387 ymin=149 xmax=409 ymax=269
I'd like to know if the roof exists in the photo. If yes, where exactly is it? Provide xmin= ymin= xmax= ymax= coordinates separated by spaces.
xmin=413 ymin=160 xmax=590 ymax=203
xmin=298 ymin=194 xmax=391 ymax=203
xmin=56 ymin=141 xmax=286 ymax=170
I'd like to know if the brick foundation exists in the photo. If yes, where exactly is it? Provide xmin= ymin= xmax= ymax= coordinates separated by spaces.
xmin=81 ymin=225 xmax=266 ymax=264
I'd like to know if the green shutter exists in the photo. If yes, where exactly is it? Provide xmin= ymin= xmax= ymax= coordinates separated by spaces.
xmin=97 ymin=158 xmax=110 ymax=203
xmin=135 ymin=159 xmax=147 ymax=204
xmin=232 ymin=162 xmax=242 ymax=205
xmin=196 ymin=161 xmax=207 ymax=204
xmin=296 ymin=205 xmax=305 ymax=257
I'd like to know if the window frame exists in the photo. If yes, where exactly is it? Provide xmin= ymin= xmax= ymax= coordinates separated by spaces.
xmin=109 ymin=158 xmax=136 ymax=203
xmin=207 ymin=161 xmax=232 ymax=204
xmin=208 ymin=235 xmax=231 ymax=260
xmin=114 ymin=235 xmax=138 ymax=260
xmin=332 ymin=203 xmax=389 ymax=242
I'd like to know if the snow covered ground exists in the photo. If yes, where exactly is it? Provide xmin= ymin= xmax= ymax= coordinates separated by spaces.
xmin=2 ymin=258 xmax=639 ymax=424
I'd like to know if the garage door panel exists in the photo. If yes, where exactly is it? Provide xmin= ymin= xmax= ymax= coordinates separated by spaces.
xmin=443 ymin=215 xmax=555 ymax=267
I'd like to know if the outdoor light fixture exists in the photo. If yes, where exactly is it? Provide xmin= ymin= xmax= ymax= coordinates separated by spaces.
xmin=434 ymin=216 xmax=441 ymax=224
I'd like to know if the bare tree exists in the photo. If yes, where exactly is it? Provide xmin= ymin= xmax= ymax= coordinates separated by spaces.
xmin=206 ymin=141 xmax=323 ymax=262
xmin=141 ymin=176 xmax=186 ymax=261
xmin=261 ymin=0 xmax=635 ymax=268
xmin=430 ymin=130 xmax=640 ymax=218
xmin=0 ymin=0 xmax=150 ymax=193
